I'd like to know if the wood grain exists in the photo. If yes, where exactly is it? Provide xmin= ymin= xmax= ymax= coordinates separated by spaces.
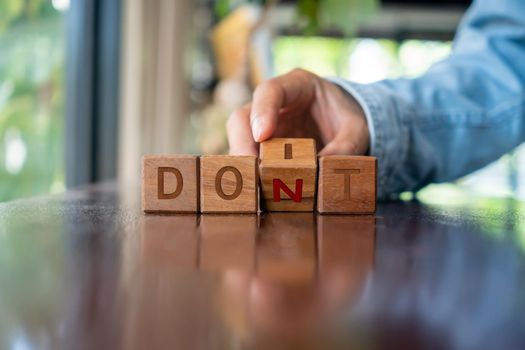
xmin=317 ymin=155 xmax=376 ymax=214
xmin=142 ymin=155 xmax=199 ymax=213
xmin=199 ymin=215 xmax=257 ymax=272
xmin=256 ymin=213 xmax=316 ymax=284
xmin=317 ymin=215 xmax=375 ymax=273
xmin=140 ymin=215 xmax=199 ymax=269
xmin=259 ymin=138 xmax=317 ymax=212
xmin=200 ymin=156 xmax=258 ymax=213
xmin=317 ymin=215 xmax=375 ymax=302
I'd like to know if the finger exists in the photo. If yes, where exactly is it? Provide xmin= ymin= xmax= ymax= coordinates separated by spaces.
xmin=318 ymin=118 xmax=369 ymax=156
xmin=227 ymin=104 xmax=258 ymax=156
xmin=318 ymin=138 xmax=356 ymax=156
xmin=250 ymin=69 xmax=316 ymax=142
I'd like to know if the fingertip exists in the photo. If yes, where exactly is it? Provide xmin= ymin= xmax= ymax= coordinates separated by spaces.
xmin=318 ymin=144 xmax=336 ymax=156
xmin=251 ymin=115 xmax=276 ymax=143
xmin=319 ymin=141 xmax=350 ymax=156
xmin=227 ymin=104 xmax=258 ymax=156
xmin=250 ymin=80 xmax=283 ymax=142
xmin=251 ymin=116 xmax=264 ymax=142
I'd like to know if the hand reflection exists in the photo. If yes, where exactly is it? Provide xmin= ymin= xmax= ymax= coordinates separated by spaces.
xmin=139 ymin=212 xmax=376 ymax=347
xmin=209 ymin=214 xmax=375 ymax=345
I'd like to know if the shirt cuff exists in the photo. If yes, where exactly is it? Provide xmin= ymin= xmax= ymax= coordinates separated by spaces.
xmin=325 ymin=77 xmax=409 ymax=199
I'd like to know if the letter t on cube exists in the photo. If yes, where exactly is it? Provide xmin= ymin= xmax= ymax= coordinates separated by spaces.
xmin=317 ymin=156 xmax=377 ymax=214
xmin=259 ymin=138 xmax=317 ymax=211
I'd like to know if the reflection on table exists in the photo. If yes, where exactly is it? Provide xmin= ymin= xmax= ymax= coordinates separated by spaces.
xmin=136 ymin=213 xmax=375 ymax=349
xmin=1 ymin=185 xmax=525 ymax=349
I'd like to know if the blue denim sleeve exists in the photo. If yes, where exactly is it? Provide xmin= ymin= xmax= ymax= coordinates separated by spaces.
xmin=329 ymin=0 xmax=525 ymax=199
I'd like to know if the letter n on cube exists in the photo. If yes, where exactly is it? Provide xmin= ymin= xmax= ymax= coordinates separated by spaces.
xmin=259 ymin=138 xmax=317 ymax=212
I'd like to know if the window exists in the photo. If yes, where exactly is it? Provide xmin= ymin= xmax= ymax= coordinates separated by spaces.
xmin=0 ymin=0 xmax=67 ymax=201
xmin=273 ymin=36 xmax=452 ymax=83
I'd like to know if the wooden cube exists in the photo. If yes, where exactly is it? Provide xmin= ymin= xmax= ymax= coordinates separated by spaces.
xmin=200 ymin=155 xmax=258 ymax=213
xmin=142 ymin=155 xmax=199 ymax=213
xmin=317 ymin=155 xmax=377 ymax=214
xmin=259 ymin=138 xmax=317 ymax=212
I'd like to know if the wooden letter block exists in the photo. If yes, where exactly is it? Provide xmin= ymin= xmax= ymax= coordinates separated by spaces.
xmin=259 ymin=138 xmax=317 ymax=212
xmin=317 ymin=155 xmax=376 ymax=214
xmin=142 ymin=155 xmax=199 ymax=213
xmin=200 ymin=155 xmax=257 ymax=213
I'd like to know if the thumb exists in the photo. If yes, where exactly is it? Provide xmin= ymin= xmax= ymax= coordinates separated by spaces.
xmin=318 ymin=138 xmax=357 ymax=156
xmin=318 ymin=119 xmax=369 ymax=156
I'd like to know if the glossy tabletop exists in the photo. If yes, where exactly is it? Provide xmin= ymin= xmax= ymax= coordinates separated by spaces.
xmin=1 ymin=183 xmax=525 ymax=350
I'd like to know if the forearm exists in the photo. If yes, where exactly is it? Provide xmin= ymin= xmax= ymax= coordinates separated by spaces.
xmin=332 ymin=0 xmax=525 ymax=198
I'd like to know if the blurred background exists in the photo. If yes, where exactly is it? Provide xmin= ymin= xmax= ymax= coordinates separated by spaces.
xmin=1 ymin=0 xmax=524 ymax=205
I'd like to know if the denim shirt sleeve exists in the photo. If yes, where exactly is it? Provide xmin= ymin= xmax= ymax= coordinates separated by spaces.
xmin=329 ymin=0 xmax=525 ymax=199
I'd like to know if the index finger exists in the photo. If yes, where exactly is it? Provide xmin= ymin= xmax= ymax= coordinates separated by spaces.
xmin=227 ymin=103 xmax=258 ymax=156
xmin=250 ymin=68 xmax=317 ymax=142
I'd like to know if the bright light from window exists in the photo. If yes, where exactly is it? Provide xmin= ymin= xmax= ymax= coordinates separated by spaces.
xmin=10 ymin=331 xmax=32 ymax=350
xmin=4 ymin=128 xmax=27 ymax=175
xmin=347 ymin=39 xmax=393 ymax=84
xmin=52 ymin=0 xmax=69 ymax=12
xmin=399 ymin=40 xmax=451 ymax=77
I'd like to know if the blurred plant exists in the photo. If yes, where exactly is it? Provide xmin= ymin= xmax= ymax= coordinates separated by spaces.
xmin=0 ymin=0 xmax=57 ymax=31
xmin=214 ymin=0 xmax=378 ymax=35
xmin=0 ymin=0 xmax=65 ymax=201
xmin=215 ymin=0 xmax=266 ymax=20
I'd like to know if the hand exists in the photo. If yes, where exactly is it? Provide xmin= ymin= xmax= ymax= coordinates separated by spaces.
xmin=227 ymin=68 xmax=370 ymax=156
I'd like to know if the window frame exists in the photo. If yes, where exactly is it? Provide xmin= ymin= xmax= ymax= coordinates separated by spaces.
xmin=65 ymin=0 xmax=122 ymax=187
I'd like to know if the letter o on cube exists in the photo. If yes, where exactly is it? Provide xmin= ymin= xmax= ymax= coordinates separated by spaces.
xmin=200 ymin=155 xmax=258 ymax=213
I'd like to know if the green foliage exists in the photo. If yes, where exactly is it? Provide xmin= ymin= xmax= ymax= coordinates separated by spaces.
xmin=317 ymin=0 xmax=378 ymax=34
xmin=0 ymin=0 xmax=24 ymax=32
xmin=0 ymin=1 xmax=65 ymax=202
xmin=296 ymin=0 xmax=379 ymax=35
xmin=297 ymin=0 xmax=320 ymax=34
xmin=213 ymin=0 xmax=378 ymax=35
xmin=0 ymin=0 xmax=56 ymax=32
xmin=273 ymin=36 xmax=349 ymax=76
xmin=214 ymin=0 xmax=267 ymax=20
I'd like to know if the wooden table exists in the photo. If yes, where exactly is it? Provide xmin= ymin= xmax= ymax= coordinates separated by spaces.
xmin=1 ymin=183 xmax=524 ymax=349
